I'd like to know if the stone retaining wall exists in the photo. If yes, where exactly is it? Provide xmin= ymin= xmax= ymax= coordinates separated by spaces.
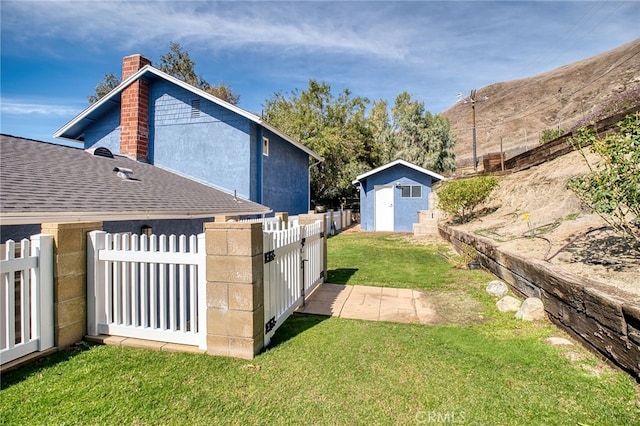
xmin=439 ymin=224 xmax=640 ymax=381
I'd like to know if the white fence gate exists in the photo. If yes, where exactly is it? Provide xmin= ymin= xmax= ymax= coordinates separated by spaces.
xmin=263 ymin=220 xmax=324 ymax=344
xmin=87 ymin=232 xmax=207 ymax=349
xmin=1 ymin=235 xmax=54 ymax=365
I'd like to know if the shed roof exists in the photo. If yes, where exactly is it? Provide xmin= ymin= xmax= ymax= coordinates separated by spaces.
xmin=53 ymin=65 xmax=322 ymax=162
xmin=352 ymin=159 xmax=446 ymax=184
xmin=0 ymin=134 xmax=270 ymax=225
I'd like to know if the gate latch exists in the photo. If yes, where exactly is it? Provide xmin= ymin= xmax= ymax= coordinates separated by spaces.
xmin=264 ymin=250 xmax=275 ymax=263
xmin=265 ymin=317 xmax=277 ymax=333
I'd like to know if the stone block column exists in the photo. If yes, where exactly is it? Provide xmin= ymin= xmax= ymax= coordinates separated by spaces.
xmin=40 ymin=221 xmax=103 ymax=348
xmin=214 ymin=215 xmax=240 ymax=223
xmin=204 ymin=222 xmax=264 ymax=359
xmin=275 ymin=212 xmax=289 ymax=227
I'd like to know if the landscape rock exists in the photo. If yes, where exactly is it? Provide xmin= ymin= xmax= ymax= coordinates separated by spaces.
xmin=486 ymin=280 xmax=508 ymax=297
xmin=496 ymin=296 xmax=521 ymax=312
xmin=515 ymin=297 xmax=546 ymax=321
xmin=545 ymin=337 xmax=574 ymax=346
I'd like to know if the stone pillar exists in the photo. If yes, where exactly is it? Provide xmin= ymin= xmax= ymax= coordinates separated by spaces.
xmin=298 ymin=213 xmax=327 ymax=279
xmin=214 ymin=215 xmax=240 ymax=223
xmin=204 ymin=222 xmax=264 ymax=359
xmin=275 ymin=212 xmax=288 ymax=225
xmin=40 ymin=221 xmax=103 ymax=348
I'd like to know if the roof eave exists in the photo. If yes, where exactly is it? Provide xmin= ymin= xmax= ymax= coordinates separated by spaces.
xmin=55 ymin=66 xmax=323 ymax=161
xmin=353 ymin=159 xmax=447 ymax=183
xmin=0 ymin=208 xmax=273 ymax=226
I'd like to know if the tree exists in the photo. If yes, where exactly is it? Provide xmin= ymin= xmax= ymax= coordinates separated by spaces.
xmin=383 ymin=92 xmax=456 ymax=174
xmin=88 ymin=42 xmax=240 ymax=105
xmin=437 ymin=176 xmax=498 ymax=223
xmin=263 ymin=80 xmax=376 ymax=206
xmin=87 ymin=72 xmax=120 ymax=104
xmin=204 ymin=82 xmax=240 ymax=106
xmin=264 ymin=84 xmax=458 ymax=207
xmin=568 ymin=112 xmax=640 ymax=249
xmin=540 ymin=127 xmax=565 ymax=145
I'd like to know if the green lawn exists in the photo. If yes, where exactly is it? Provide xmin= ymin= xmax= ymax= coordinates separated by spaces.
xmin=1 ymin=233 xmax=638 ymax=425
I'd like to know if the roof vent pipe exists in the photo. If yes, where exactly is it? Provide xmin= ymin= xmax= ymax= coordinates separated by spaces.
xmin=113 ymin=166 xmax=134 ymax=180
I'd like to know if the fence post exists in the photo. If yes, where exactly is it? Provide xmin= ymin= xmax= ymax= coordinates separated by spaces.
xmin=39 ymin=221 xmax=103 ymax=348
xmin=204 ymin=222 xmax=264 ymax=359
xmin=31 ymin=234 xmax=54 ymax=351
xmin=197 ymin=233 xmax=207 ymax=350
xmin=275 ymin=212 xmax=289 ymax=229
xmin=87 ymin=231 xmax=107 ymax=336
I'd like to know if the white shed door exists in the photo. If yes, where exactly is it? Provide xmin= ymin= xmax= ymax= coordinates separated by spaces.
xmin=375 ymin=186 xmax=394 ymax=231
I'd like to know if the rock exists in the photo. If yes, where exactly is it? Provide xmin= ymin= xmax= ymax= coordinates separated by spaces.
xmin=496 ymin=296 xmax=521 ymax=312
xmin=545 ymin=337 xmax=574 ymax=346
xmin=555 ymin=252 xmax=573 ymax=263
xmin=486 ymin=280 xmax=508 ymax=297
xmin=515 ymin=297 xmax=545 ymax=321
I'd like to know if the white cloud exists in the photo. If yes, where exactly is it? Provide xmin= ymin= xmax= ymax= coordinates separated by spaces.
xmin=0 ymin=99 xmax=82 ymax=116
xmin=2 ymin=1 xmax=414 ymax=60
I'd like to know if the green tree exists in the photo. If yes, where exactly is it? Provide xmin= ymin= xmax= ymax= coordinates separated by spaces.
xmin=88 ymin=42 xmax=239 ymax=105
xmin=383 ymin=92 xmax=456 ymax=174
xmin=437 ymin=176 xmax=498 ymax=223
xmin=263 ymin=80 xmax=377 ymax=206
xmin=540 ymin=127 xmax=565 ymax=145
xmin=568 ymin=112 xmax=640 ymax=249
xmin=87 ymin=72 xmax=120 ymax=104
xmin=367 ymin=100 xmax=393 ymax=160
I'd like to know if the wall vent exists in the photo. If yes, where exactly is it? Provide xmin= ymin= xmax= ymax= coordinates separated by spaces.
xmin=191 ymin=99 xmax=201 ymax=118
xmin=87 ymin=146 xmax=114 ymax=158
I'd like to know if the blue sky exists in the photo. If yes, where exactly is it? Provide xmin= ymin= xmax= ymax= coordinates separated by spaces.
xmin=1 ymin=1 xmax=639 ymax=144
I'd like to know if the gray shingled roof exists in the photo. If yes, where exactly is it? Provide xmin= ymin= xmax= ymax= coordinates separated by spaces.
xmin=0 ymin=134 xmax=270 ymax=225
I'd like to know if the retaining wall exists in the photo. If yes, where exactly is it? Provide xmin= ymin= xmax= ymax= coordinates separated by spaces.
xmin=485 ymin=106 xmax=640 ymax=173
xmin=439 ymin=224 xmax=640 ymax=381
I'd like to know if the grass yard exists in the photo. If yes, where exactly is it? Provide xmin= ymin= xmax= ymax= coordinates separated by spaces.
xmin=1 ymin=233 xmax=638 ymax=425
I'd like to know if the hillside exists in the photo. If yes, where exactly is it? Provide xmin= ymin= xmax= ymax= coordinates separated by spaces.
xmin=442 ymin=38 xmax=640 ymax=168
xmin=451 ymin=148 xmax=639 ymax=294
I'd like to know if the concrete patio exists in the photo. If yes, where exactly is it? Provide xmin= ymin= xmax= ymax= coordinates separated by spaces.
xmin=297 ymin=283 xmax=437 ymax=324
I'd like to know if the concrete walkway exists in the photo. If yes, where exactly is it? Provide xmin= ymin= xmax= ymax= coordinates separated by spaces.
xmin=296 ymin=283 xmax=437 ymax=324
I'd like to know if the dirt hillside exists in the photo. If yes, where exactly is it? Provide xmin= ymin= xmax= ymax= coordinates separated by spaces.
xmin=452 ymin=149 xmax=639 ymax=294
xmin=442 ymin=38 xmax=640 ymax=167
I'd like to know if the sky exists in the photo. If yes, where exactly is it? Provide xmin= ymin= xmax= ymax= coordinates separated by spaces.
xmin=1 ymin=0 xmax=639 ymax=144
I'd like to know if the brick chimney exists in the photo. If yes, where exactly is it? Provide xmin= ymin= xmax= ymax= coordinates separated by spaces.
xmin=120 ymin=54 xmax=152 ymax=161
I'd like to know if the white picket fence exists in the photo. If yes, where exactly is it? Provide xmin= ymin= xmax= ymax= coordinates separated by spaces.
xmin=86 ymin=221 xmax=325 ymax=351
xmin=1 ymin=235 xmax=54 ymax=365
xmin=87 ymin=232 xmax=207 ymax=349
xmin=263 ymin=220 xmax=324 ymax=345
xmin=325 ymin=210 xmax=353 ymax=236
xmin=242 ymin=209 xmax=353 ymax=235
xmin=240 ymin=216 xmax=299 ymax=231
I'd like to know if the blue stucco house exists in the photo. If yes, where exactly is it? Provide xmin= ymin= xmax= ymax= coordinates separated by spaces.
xmin=353 ymin=160 xmax=445 ymax=232
xmin=55 ymin=54 xmax=322 ymax=216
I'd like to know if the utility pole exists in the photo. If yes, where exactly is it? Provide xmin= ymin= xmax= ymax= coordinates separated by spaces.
xmin=460 ymin=89 xmax=488 ymax=171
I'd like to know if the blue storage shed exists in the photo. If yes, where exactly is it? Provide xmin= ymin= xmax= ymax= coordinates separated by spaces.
xmin=353 ymin=160 xmax=445 ymax=232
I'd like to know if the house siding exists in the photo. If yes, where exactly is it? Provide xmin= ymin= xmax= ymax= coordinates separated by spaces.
xmin=104 ymin=218 xmax=212 ymax=236
xmin=1 ymin=219 xmax=211 ymax=243
xmin=150 ymin=80 xmax=253 ymax=199
xmin=359 ymin=164 xmax=433 ymax=232
xmin=262 ymin=129 xmax=309 ymax=215
xmin=83 ymin=104 xmax=122 ymax=154
xmin=76 ymin=76 xmax=313 ymax=215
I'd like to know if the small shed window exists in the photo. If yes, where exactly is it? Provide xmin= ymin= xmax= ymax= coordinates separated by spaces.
xmin=262 ymin=136 xmax=269 ymax=156
xmin=400 ymin=185 xmax=422 ymax=198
